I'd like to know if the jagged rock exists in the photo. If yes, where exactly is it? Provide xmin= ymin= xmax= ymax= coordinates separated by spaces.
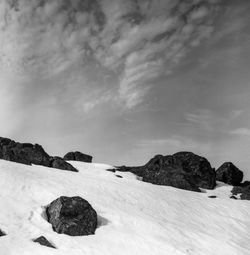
xmin=116 ymin=152 xmax=216 ymax=192
xmin=0 ymin=137 xmax=78 ymax=172
xmin=0 ymin=137 xmax=51 ymax=166
xmin=231 ymin=182 xmax=250 ymax=200
xmin=33 ymin=236 xmax=56 ymax=249
xmin=46 ymin=196 xmax=97 ymax=236
xmin=63 ymin=151 xmax=92 ymax=163
xmin=50 ymin=157 xmax=78 ymax=172
xmin=216 ymin=162 xmax=243 ymax=185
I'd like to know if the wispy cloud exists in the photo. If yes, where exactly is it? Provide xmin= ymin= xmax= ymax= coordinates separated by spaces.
xmin=0 ymin=0 xmax=223 ymax=108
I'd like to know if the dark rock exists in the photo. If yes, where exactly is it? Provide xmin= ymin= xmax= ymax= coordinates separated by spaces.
xmin=0 ymin=137 xmax=51 ymax=166
xmin=46 ymin=196 xmax=97 ymax=236
xmin=216 ymin=162 xmax=243 ymax=185
xmin=106 ymin=169 xmax=116 ymax=173
xmin=0 ymin=137 xmax=79 ymax=172
xmin=50 ymin=157 xmax=78 ymax=172
xmin=230 ymin=195 xmax=237 ymax=200
xmin=63 ymin=151 xmax=92 ymax=163
xmin=116 ymin=152 xmax=216 ymax=192
xmin=115 ymin=175 xmax=123 ymax=178
xmin=0 ymin=229 xmax=6 ymax=236
xmin=231 ymin=182 xmax=250 ymax=200
xmin=208 ymin=195 xmax=217 ymax=198
xmin=33 ymin=236 xmax=56 ymax=249
xmin=171 ymin=152 xmax=216 ymax=189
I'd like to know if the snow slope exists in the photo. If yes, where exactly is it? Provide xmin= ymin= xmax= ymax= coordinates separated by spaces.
xmin=0 ymin=159 xmax=249 ymax=255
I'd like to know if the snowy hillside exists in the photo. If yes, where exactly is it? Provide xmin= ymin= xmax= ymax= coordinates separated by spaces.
xmin=0 ymin=159 xmax=249 ymax=255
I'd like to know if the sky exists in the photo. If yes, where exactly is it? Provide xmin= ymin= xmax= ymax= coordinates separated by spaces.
xmin=0 ymin=0 xmax=250 ymax=172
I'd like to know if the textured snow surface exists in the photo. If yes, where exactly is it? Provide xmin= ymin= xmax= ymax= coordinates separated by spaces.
xmin=0 ymin=159 xmax=249 ymax=255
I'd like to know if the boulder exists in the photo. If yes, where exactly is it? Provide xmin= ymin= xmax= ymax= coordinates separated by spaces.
xmin=231 ymin=181 xmax=250 ymax=200
xmin=116 ymin=152 xmax=216 ymax=192
xmin=171 ymin=152 xmax=216 ymax=189
xmin=46 ymin=196 xmax=97 ymax=236
xmin=50 ymin=157 xmax=78 ymax=172
xmin=63 ymin=151 xmax=92 ymax=163
xmin=216 ymin=162 xmax=243 ymax=185
xmin=33 ymin=236 xmax=56 ymax=249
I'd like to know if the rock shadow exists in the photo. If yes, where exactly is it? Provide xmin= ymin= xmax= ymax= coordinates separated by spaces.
xmin=97 ymin=215 xmax=110 ymax=228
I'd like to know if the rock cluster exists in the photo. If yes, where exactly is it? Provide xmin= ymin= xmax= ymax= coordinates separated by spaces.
xmin=63 ymin=151 xmax=92 ymax=163
xmin=0 ymin=137 xmax=92 ymax=172
xmin=46 ymin=196 xmax=98 ymax=236
xmin=116 ymin=152 xmax=216 ymax=192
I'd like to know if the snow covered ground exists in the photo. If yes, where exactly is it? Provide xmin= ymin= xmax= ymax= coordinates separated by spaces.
xmin=0 ymin=159 xmax=249 ymax=255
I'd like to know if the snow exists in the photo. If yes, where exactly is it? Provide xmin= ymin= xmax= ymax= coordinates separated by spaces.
xmin=0 ymin=159 xmax=249 ymax=255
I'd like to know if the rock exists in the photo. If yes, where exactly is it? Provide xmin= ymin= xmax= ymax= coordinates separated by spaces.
xmin=231 ymin=182 xmax=250 ymax=200
xmin=50 ymin=157 xmax=78 ymax=172
xmin=0 ymin=229 xmax=6 ymax=236
xmin=106 ymin=169 xmax=116 ymax=173
xmin=0 ymin=137 xmax=78 ymax=172
xmin=33 ymin=236 xmax=56 ymax=249
xmin=116 ymin=152 xmax=216 ymax=192
xmin=46 ymin=196 xmax=98 ymax=236
xmin=63 ymin=151 xmax=92 ymax=163
xmin=216 ymin=162 xmax=243 ymax=185
xmin=171 ymin=152 xmax=216 ymax=189
xmin=0 ymin=137 xmax=51 ymax=166
xmin=208 ymin=195 xmax=217 ymax=198
xmin=230 ymin=195 xmax=237 ymax=200
xmin=115 ymin=175 xmax=123 ymax=178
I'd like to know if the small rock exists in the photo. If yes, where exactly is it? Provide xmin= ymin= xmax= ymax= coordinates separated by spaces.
xmin=50 ymin=157 xmax=78 ymax=172
xmin=33 ymin=236 xmax=56 ymax=249
xmin=230 ymin=195 xmax=237 ymax=200
xmin=46 ymin=196 xmax=98 ymax=236
xmin=0 ymin=229 xmax=6 ymax=236
xmin=115 ymin=175 xmax=123 ymax=178
xmin=208 ymin=195 xmax=217 ymax=198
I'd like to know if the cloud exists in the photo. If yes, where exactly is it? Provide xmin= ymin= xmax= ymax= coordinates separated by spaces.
xmin=0 ymin=0 xmax=223 ymax=109
xmin=230 ymin=128 xmax=250 ymax=136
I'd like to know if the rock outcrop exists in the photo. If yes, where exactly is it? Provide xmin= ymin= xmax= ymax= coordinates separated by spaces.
xmin=63 ymin=151 xmax=92 ymax=163
xmin=116 ymin=152 xmax=216 ymax=192
xmin=0 ymin=137 xmax=77 ymax=172
xmin=216 ymin=162 xmax=243 ymax=185
xmin=46 ymin=196 xmax=98 ymax=236
xmin=33 ymin=236 xmax=56 ymax=249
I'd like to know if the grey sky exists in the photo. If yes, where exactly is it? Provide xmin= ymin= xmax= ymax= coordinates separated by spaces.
xmin=1 ymin=0 xmax=250 ymax=176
